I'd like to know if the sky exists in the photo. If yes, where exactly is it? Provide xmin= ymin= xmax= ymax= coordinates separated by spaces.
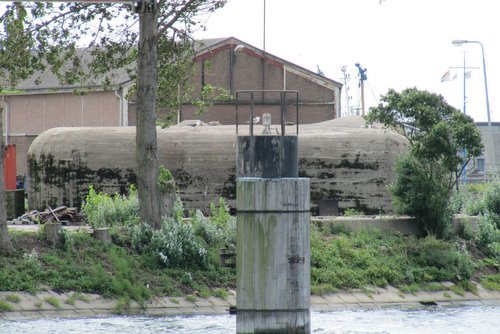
xmin=193 ymin=0 xmax=500 ymax=122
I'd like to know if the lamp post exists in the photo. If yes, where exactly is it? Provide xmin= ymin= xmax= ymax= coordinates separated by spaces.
xmin=452 ymin=39 xmax=496 ymax=173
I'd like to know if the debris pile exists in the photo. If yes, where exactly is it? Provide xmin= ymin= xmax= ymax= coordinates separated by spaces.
xmin=8 ymin=206 xmax=84 ymax=225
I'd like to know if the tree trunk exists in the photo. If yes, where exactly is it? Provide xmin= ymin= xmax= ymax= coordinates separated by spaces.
xmin=0 ymin=106 xmax=14 ymax=254
xmin=136 ymin=7 xmax=162 ymax=229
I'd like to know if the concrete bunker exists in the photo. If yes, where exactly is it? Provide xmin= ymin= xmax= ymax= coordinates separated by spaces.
xmin=27 ymin=116 xmax=407 ymax=214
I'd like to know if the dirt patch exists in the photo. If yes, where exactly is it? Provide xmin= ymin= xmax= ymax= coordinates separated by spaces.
xmin=11 ymin=234 xmax=52 ymax=254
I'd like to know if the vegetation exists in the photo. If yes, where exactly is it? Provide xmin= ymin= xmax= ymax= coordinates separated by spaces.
xmin=0 ymin=300 xmax=14 ymax=312
xmin=366 ymin=88 xmax=483 ymax=237
xmin=310 ymin=227 xmax=475 ymax=295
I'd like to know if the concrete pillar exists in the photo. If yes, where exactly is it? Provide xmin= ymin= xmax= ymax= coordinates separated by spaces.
xmin=236 ymin=135 xmax=310 ymax=334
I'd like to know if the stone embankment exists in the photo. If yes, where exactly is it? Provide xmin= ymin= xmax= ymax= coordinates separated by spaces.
xmin=1 ymin=284 xmax=500 ymax=320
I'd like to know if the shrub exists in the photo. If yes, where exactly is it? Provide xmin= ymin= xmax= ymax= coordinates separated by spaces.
xmin=82 ymin=185 xmax=139 ymax=228
xmin=132 ymin=217 xmax=208 ymax=269
xmin=475 ymin=212 xmax=500 ymax=257
xmin=390 ymin=154 xmax=452 ymax=238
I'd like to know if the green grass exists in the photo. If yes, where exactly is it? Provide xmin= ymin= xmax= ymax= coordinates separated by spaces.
xmin=44 ymin=296 xmax=61 ymax=309
xmin=481 ymin=273 xmax=500 ymax=291
xmin=0 ymin=219 xmax=495 ymax=302
xmin=186 ymin=295 xmax=197 ymax=303
xmin=0 ymin=300 xmax=15 ymax=312
xmin=65 ymin=292 xmax=90 ymax=305
xmin=5 ymin=294 xmax=21 ymax=303
xmin=310 ymin=227 xmax=475 ymax=291
xmin=213 ymin=288 xmax=228 ymax=300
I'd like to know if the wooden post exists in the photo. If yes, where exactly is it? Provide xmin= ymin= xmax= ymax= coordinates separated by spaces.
xmin=44 ymin=222 xmax=63 ymax=246
xmin=93 ymin=228 xmax=111 ymax=243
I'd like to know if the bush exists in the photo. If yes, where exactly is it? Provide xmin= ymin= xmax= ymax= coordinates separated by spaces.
xmin=132 ymin=217 xmax=208 ymax=269
xmin=82 ymin=185 xmax=139 ymax=228
xmin=191 ymin=198 xmax=236 ymax=252
xmin=310 ymin=227 xmax=475 ymax=291
xmin=390 ymin=154 xmax=452 ymax=238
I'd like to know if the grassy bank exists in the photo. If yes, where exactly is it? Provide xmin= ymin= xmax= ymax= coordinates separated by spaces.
xmin=1 ymin=185 xmax=499 ymax=309
xmin=1 ymin=223 xmax=498 ymax=304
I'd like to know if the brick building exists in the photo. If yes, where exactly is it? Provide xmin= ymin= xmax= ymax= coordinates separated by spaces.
xmin=180 ymin=37 xmax=342 ymax=125
xmin=1 ymin=37 xmax=342 ymax=177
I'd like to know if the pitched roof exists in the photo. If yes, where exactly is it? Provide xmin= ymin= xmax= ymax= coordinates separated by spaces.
xmin=193 ymin=36 xmax=342 ymax=90
xmin=3 ymin=37 xmax=341 ymax=95
xmin=3 ymin=48 xmax=133 ymax=94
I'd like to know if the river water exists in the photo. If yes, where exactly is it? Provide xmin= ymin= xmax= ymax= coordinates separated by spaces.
xmin=1 ymin=305 xmax=499 ymax=333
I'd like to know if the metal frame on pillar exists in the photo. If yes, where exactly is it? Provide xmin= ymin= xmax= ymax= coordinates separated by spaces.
xmin=235 ymin=90 xmax=311 ymax=334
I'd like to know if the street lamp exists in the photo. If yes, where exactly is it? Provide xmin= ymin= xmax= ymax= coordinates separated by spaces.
xmin=452 ymin=39 xmax=496 ymax=172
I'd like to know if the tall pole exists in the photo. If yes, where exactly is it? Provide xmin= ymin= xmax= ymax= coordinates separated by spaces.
xmin=462 ymin=51 xmax=467 ymax=184
xmin=453 ymin=39 xmax=496 ymax=174
xmin=475 ymin=41 xmax=495 ymax=173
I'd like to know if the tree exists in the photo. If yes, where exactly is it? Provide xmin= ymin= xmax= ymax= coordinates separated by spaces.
xmin=366 ymin=88 xmax=483 ymax=236
xmin=0 ymin=0 xmax=226 ymax=229
xmin=0 ymin=106 xmax=14 ymax=254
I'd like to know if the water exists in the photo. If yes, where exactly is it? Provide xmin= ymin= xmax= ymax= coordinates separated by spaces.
xmin=1 ymin=306 xmax=499 ymax=334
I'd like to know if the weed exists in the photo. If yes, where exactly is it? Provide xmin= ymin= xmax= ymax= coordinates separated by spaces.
xmin=65 ymin=296 xmax=76 ymax=306
xmin=170 ymin=298 xmax=179 ymax=304
xmin=343 ymin=208 xmax=364 ymax=217
xmin=82 ymin=185 xmax=139 ymax=228
xmin=44 ymin=296 xmax=61 ymax=309
xmin=113 ymin=297 xmax=130 ymax=315
xmin=75 ymin=293 xmax=90 ymax=303
xmin=311 ymin=283 xmax=338 ymax=296
xmin=65 ymin=292 xmax=89 ymax=305
xmin=213 ymin=288 xmax=228 ymax=300
xmin=34 ymin=301 xmax=42 ymax=309
xmin=198 ymin=285 xmax=211 ymax=299
xmin=443 ymin=291 xmax=451 ymax=298
xmin=5 ymin=294 xmax=21 ymax=303
xmin=480 ymin=273 xmax=500 ymax=291
xmin=0 ymin=300 xmax=14 ymax=312
xmin=449 ymin=285 xmax=465 ymax=296
xmin=186 ymin=295 xmax=197 ymax=303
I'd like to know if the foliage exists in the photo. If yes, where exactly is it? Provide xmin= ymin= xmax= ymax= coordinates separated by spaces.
xmin=343 ymin=208 xmax=365 ymax=217
xmin=390 ymin=154 xmax=452 ymax=237
xmin=132 ymin=217 xmax=208 ymax=269
xmin=310 ymin=226 xmax=474 ymax=292
xmin=5 ymin=294 xmax=21 ymax=303
xmin=81 ymin=185 xmax=139 ymax=229
xmin=366 ymin=88 xmax=483 ymax=237
xmin=481 ymin=273 xmax=500 ymax=291
xmin=157 ymin=165 xmax=175 ymax=193
xmin=449 ymin=180 xmax=500 ymax=259
xmin=44 ymin=296 xmax=61 ymax=309
xmin=0 ymin=300 xmax=14 ymax=312
xmin=130 ymin=197 xmax=235 ymax=270
xmin=191 ymin=83 xmax=233 ymax=115
xmin=366 ymin=88 xmax=483 ymax=181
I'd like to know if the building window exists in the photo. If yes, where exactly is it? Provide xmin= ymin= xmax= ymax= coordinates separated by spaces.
xmin=477 ymin=158 xmax=485 ymax=173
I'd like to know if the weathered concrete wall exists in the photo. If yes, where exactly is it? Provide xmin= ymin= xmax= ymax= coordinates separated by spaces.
xmin=27 ymin=116 xmax=407 ymax=213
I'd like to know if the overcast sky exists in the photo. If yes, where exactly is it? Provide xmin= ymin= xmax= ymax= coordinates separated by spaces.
xmin=194 ymin=0 xmax=500 ymax=122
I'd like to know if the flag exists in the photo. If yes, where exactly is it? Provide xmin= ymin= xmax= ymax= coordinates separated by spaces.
xmin=464 ymin=71 xmax=472 ymax=79
xmin=441 ymin=70 xmax=450 ymax=82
